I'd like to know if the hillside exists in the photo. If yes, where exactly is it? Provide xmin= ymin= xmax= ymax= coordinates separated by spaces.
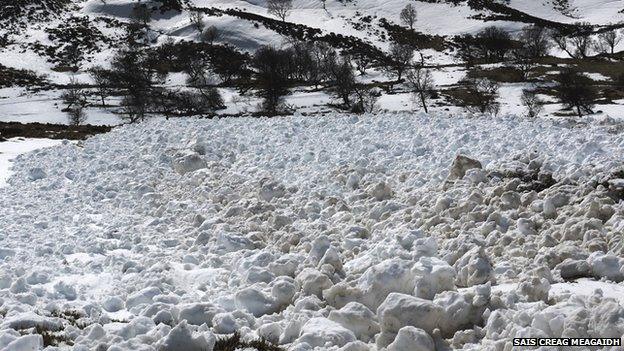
xmin=1 ymin=0 xmax=624 ymax=124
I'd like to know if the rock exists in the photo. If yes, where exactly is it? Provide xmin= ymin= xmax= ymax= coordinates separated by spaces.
xmin=557 ymin=259 xmax=591 ymax=280
xmin=297 ymin=317 xmax=356 ymax=348
xmin=387 ymin=326 xmax=435 ymax=351
xmin=446 ymin=155 xmax=482 ymax=181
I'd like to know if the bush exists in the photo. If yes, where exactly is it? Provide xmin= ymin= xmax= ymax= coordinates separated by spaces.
xmin=554 ymin=68 xmax=597 ymax=117
xmin=457 ymin=78 xmax=501 ymax=116
xmin=521 ymin=89 xmax=544 ymax=118
xmin=253 ymin=46 xmax=294 ymax=115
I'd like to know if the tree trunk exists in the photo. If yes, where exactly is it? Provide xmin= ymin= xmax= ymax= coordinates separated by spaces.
xmin=420 ymin=92 xmax=428 ymax=113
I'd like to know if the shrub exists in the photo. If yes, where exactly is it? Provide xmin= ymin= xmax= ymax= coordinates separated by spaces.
xmin=554 ymin=68 xmax=597 ymax=117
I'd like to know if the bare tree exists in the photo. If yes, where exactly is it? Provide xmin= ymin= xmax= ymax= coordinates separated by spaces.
xmin=320 ymin=0 xmax=327 ymax=11
xmin=200 ymin=26 xmax=220 ymax=45
xmin=520 ymin=90 xmax=544 ymax=118
xmin=130 ymin=3 xmax=151 ymax=28
xmin=253 ymin=46 xmax=293 ymax=115
xmin=596 ymin=29 xmax=622 ymax=54
xmin=400 ymin=4 xmax=417 ymax=30
xmin=406 ymin=56 xmax=435 ymax=113
xmin=189 ymin=11 xmax=205 ymax=33
xmin=516 ymin=25 xmax=551 ymax=59
xmin=61 ymin=77 xmax=88 ymax=126
xmin=351 ymin=85 xmax=380 ymax=114
xmin=463 ymin=78 xmax=500 ymax=116
xmin=330 ymin=56 xmax=356 ymax=107
xmin=554 ymin=68 xmax=597 ymax=117
xmin=267 ymin=0 xmax=293 ymax=22
xmin=385 ymin=42 xmax=413 ymax=82
xmin=89 ymin=66 xmax=112 ymax=106
xmin=552 ymin=23 xmax=594 ymax=58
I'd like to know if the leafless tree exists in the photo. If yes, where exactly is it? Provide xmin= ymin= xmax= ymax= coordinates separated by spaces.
xmin=463 ymin=78 xmax=500 ymax=116
xmin=351 ymin=85 xmax=380 ymax=114
xmin=61 ymin=77 xmax=88 ymax=126
xmin=516 ymin=25 xmax=551 ymax=59
xmin=596 ymin=29 xmax=622 ymax=54
xmin=406 ymin=56 xmax=435 ymax=113
xmin=552 ymin=23 xmax=594 ymax=58
xmin=521 ymin=89 xmax=544 ymax=118
xmin=130 ymin=2 xmax=151 ymax=28
xmin=200 ymin=26 xmax=220 ymax=45
xmin=400 ymin=4 xmax=417 ymax=30
xmin=554 ymin=68 xmax=597 ymax=117
xmin=189 ymin=11 xmax=205 ymax=33
xmin=267 ymin=0 xmax=293 ymax=22
xmin=385 ymin=42 xmax=413 ymax=82
xmin=89 ymin=66 xmax=112 ymax=106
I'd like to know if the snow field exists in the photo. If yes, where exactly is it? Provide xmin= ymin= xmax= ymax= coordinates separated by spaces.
xmin=0 ymin=113 xmax=624 ymax=350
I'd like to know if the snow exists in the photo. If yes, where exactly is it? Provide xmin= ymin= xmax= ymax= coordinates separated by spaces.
xmin=0 ymin=138 xmax=63 ymax=187
xmin=0 ymin=113 xmax=623 ymax=349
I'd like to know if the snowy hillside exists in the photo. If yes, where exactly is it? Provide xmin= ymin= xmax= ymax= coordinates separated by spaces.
xmin=1 ymin=113 xmax=624 ymax=350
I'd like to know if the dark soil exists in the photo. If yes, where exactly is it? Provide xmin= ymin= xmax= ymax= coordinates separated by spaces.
xmin=0 ymin=121 xmax=112 ymax=141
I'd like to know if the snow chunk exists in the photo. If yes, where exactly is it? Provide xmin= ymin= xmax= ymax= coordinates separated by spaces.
xmin=446 ymin=155 xmax=482 ymax=181
xmin=3 ymin=335 xmax=42 ymax=351
xmin=454 ymin=247 xmax=493 ymax=287
xmin=178 ymin=303 xmax=224 ymax=326
xmin=387 ymin=326 xmax=435 ymax=351
xmin=377 ymin=293 xmax=443 ymax=347
xmin=297 ymin=317 xmax=356 ymax=348
xmin=172 ymin=151 xmax=206 ymax=175
xmin=358 ymin=259 xmax=415 ymax=310
xmin=157 ymin=320 xmax=215 ymax=351
xmin=328 ymin=302 xmax=380 ymax=342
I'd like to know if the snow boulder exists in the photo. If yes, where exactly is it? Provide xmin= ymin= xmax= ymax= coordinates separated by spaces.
xmin=588 ymin=252 xmax=624 ymax=282
xmin=297 ymin=317 xmax=356 ymax=348
xmin=358 ymin=259 xmax=415 ymax=310
xmin=172 ymin=151 xmax=207 ymax=175
xmin=376 ymin=293 xmax=443 ymax=348
xmin=3 ymin=335 xmax=42 ymax=351
xmin=454 ymin=247 xmax=493 ymax=287
xmin=412 ymin=257 xmax=456 ymax=300
xmin=328 ymin=302 xmax=380 ymax=342
xmin=446 ymin=155 xmax=482 ymax=181
xmin=158 ymin=320 xmax=215 ymax=351
xmin=28 ymin=168 xmax=46 ymax=181
xmin=178 ymin=303 xmax=224 ymax=326
xmin=387 ymin=326 xmax=435 ymax=351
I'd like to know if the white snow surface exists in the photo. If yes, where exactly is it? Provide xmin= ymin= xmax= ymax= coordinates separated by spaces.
xmin=1 ymin=113 xmax=624 ymax=350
